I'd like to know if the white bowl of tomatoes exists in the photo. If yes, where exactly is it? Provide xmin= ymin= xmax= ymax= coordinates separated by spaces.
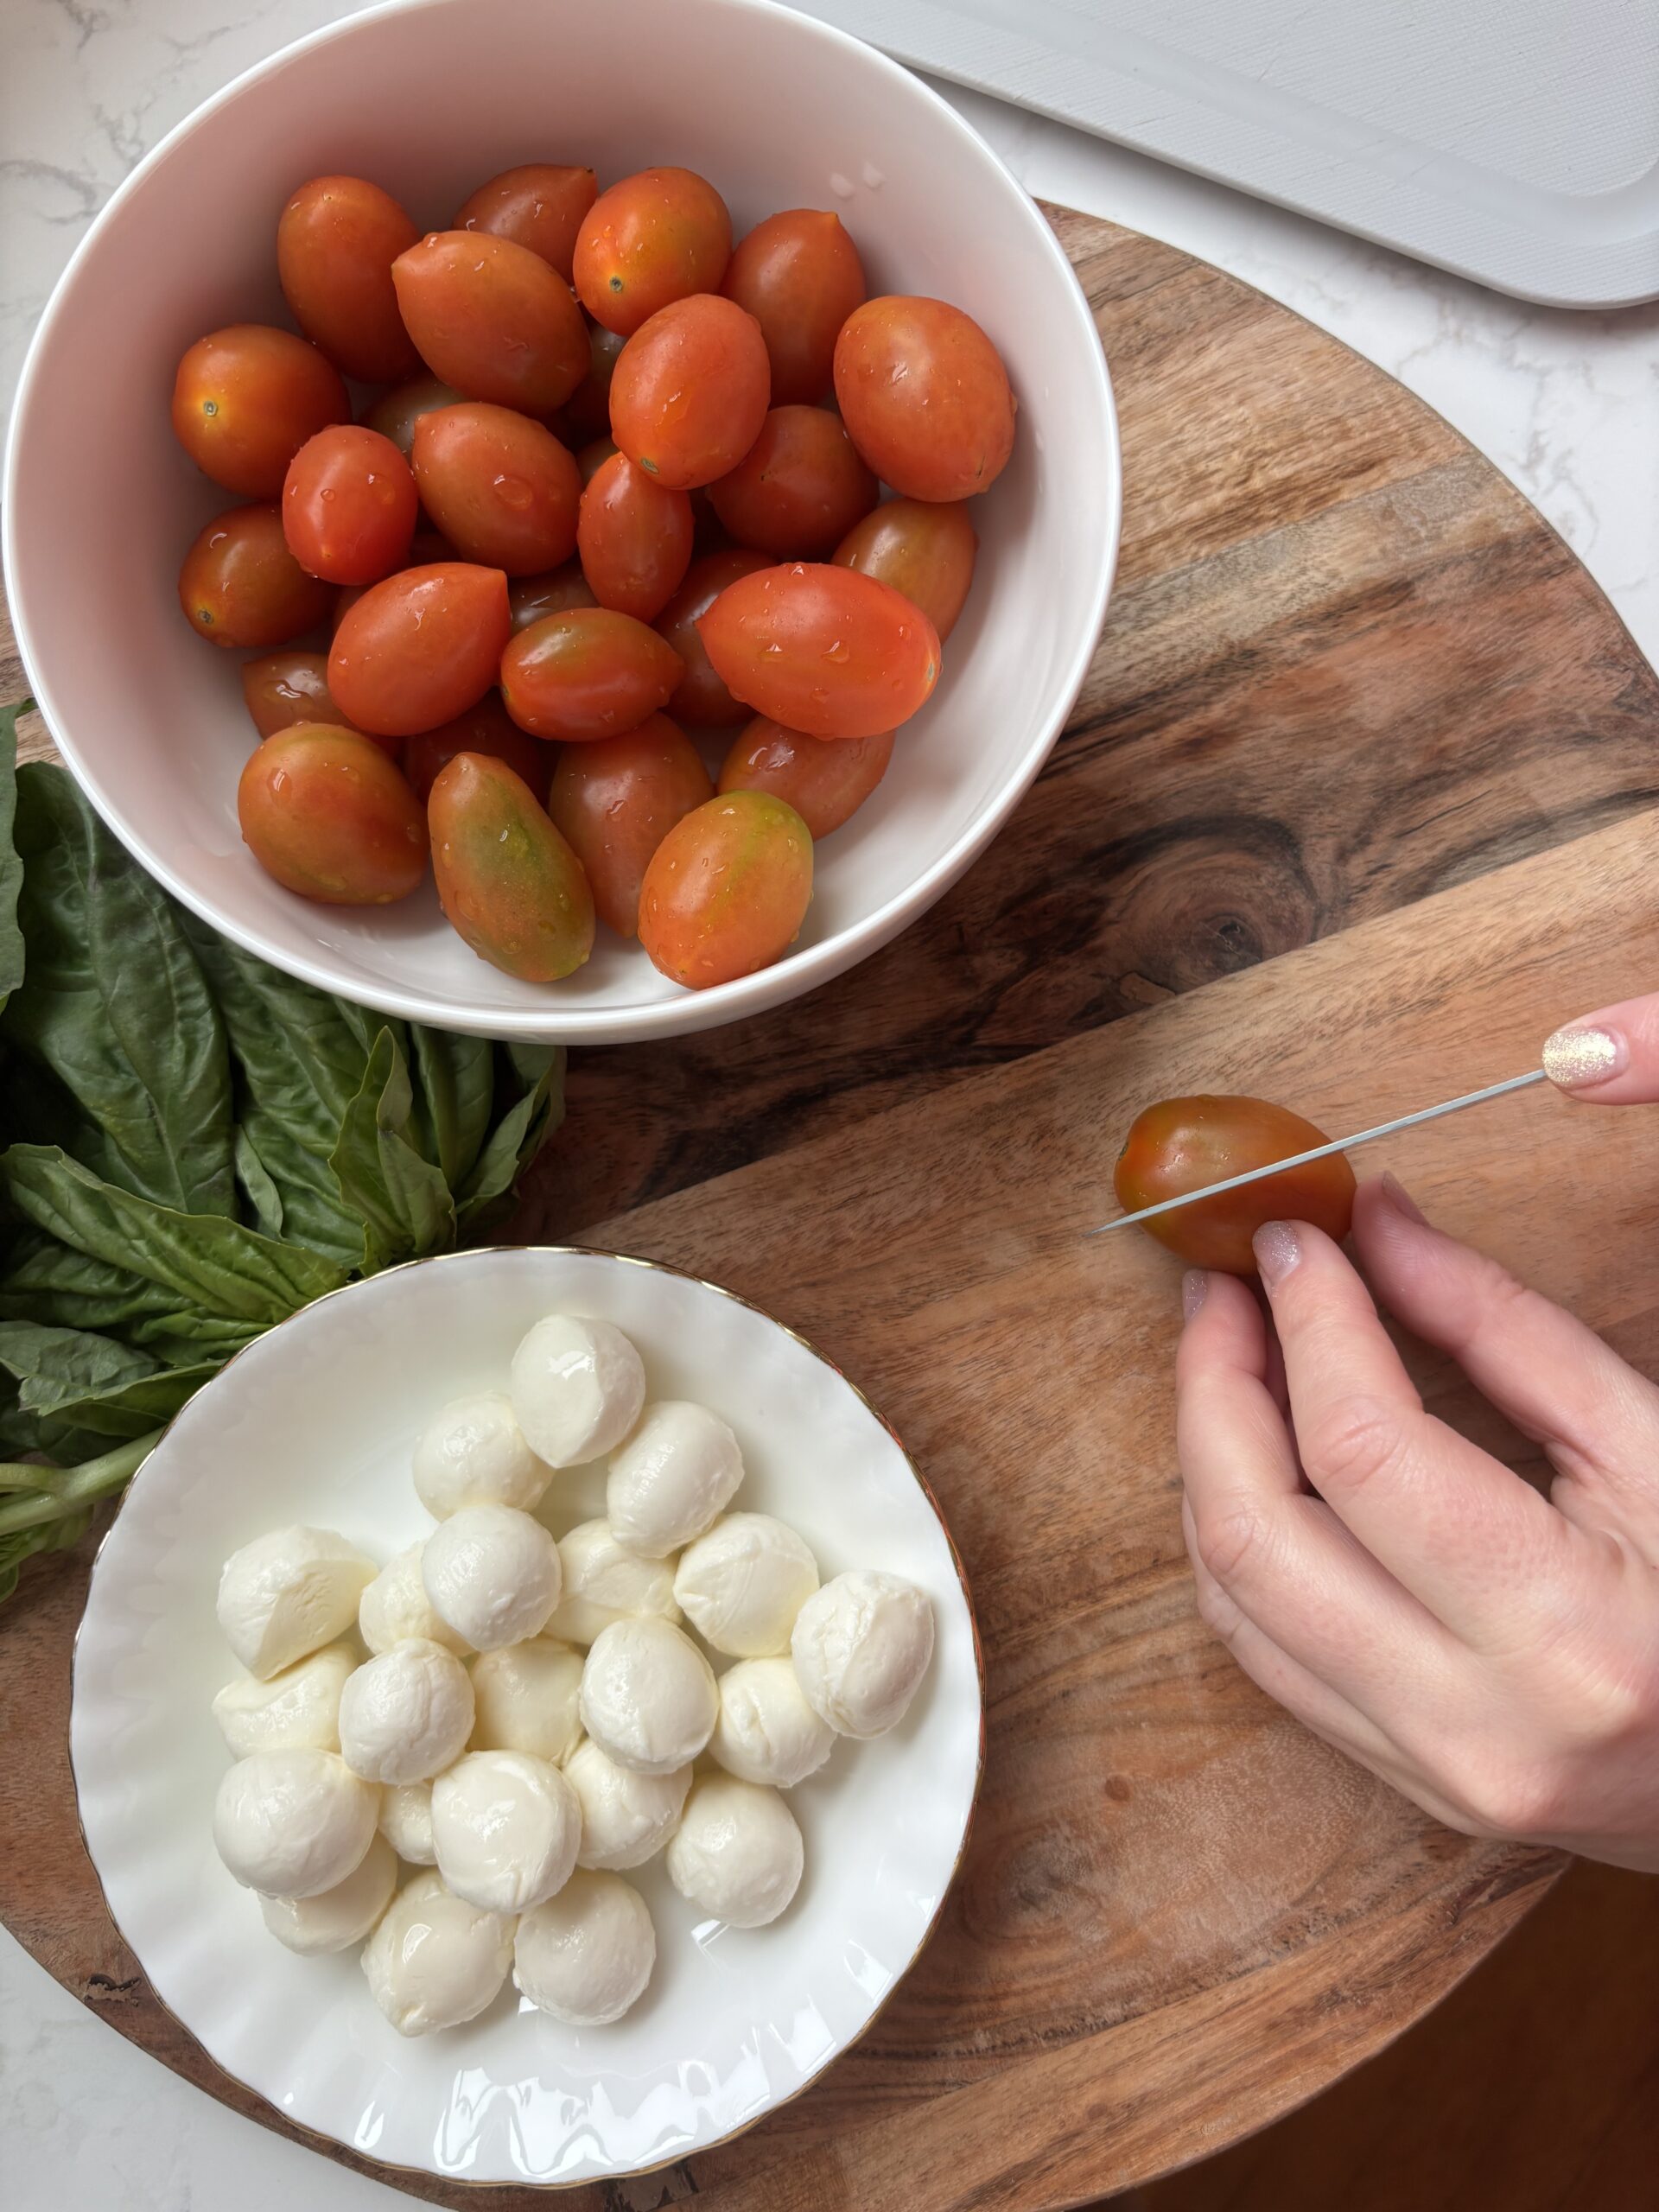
xmin=4 ymin=0 xmax=1119 ymax=1043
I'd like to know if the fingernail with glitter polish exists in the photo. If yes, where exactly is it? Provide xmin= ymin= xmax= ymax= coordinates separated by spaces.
xmin=1182 ymin=1269 xmax=1208 ymax=1322
xmin=1542 ymin=1024 xmax=1625 ymax=1090
xmin=1381 ymin=1172 xmax=1428 ymax=1225
xmin=1253 ymin=1222 xmax=1300 ymax=1287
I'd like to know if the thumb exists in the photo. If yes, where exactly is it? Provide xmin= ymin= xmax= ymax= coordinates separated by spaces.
xmin=1542 ymin=994 xmax=1659 ymax=1103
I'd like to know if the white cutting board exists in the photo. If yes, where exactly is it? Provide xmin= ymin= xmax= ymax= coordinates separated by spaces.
xmin=792 ymin=0 xmax=1659 ymax=307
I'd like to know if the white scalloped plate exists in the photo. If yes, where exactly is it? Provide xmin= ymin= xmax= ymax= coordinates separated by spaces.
xmin=70 ymin=1248 xmax=982 ymax=2189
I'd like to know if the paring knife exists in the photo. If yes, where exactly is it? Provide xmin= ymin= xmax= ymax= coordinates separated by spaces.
xmin=1090 ymin=1068 xmax=1547 ymax=1239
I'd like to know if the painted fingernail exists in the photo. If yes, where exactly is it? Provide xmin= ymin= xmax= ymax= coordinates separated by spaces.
xmin=1381 ymin=1172 xmax=1428 ymax=1225
xmin=1542 ymin=1024 xmax=1624 ymax=1090
xmin=1182 ymin=1269 xmax=1209 ymax=1321
xmin=1253 ymin=1222 xmax=1300 ymax=1287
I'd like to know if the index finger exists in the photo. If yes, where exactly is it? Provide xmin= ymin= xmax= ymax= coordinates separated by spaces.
xmin=1254 ymin=1220 xmax=1577 ymax=1652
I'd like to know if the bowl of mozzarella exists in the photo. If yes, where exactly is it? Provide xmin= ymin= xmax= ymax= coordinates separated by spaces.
xmin=71 ymin=1247 xmax=981 ymax=2187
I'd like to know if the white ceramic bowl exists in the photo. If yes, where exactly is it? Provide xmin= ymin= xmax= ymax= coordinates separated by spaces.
xmin=3 ymin=0 xmax=1117 ymax=1044
xmin=70 ymin=1246 xmax=982 ymax=2187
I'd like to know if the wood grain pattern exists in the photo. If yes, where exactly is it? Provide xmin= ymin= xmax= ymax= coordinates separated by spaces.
xmin=2 ymin=207 xmax=1657 ymax=2209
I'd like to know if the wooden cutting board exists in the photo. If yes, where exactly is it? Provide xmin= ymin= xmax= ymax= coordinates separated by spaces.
xmin=3 ymin=206 xmax=1658 ymax=2209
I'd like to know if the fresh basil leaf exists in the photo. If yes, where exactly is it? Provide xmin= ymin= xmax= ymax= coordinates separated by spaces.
xmin=457 ymin=1045 xmax=565 ymax=1227
xmin=410 ymin=1025 xmax=495 ymax=1190
xmin=0 ymin=1508 xmax=94 ymax=1603
xmin=0 ymin=698 xmax=27 ymax=1012
xmin=233 ymin=1124 xmax=284 ymax=1240
xmin=1 ymin=1145 xmax=346 ymax=1321
xmin=0 ymin=1319 xmax=160 ymax=1408
xmin=329 ymin=1030 xmax=456 ymax=1269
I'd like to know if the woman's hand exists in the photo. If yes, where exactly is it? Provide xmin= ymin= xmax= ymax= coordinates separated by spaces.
xmin=1174 ymin=995 xmax=1659 ymax=1871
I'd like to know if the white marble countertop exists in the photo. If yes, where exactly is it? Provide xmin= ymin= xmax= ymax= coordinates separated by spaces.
xmin=3 ymin=5 xmax=1657 ymax=2207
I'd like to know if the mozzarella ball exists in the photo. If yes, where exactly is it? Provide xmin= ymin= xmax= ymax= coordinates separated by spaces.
xmin=431 ymin=1750 xmax=581 ymax=1913
xmin=510 ymin=1315 xmax=645 ymax=1468
xmin=710 ymin=1658 xmax=835 ymax=1788
xmin=338 ymin=1639 xmax=475 ymax=1784
xmin=514 ymin=1872 xmax=655 ymax=2026
xmin=546 ymin=1519 xmax=682 ymax=1647
xmin=578 ymin=1618 xmax=717 ymax=1776
xmin=565 ymin=1738 xmax=691 ymax=1871
xmin=413 ymin=1390 xmax=550 ymax=1518
xmin=422 ymin=1504 xmax=560 ymax=1651
xmin=665 ymin=1776 xmax=803 ymax=1929
xmin=469 ymin=1637 xmax=584 ymax=1764
xmin=379 ymin=1781 xmax=436 ymax=1866
xmin=216 ymin=1527 xmax=376 ymax=1679
xmin=359 ymin=1541 xmax=472 ymax=1657
xmin=361 ymin=1869 xmax=514 ymax=2037
xmin=258 ymin=1832 xmax=396 ymax=1955
xmin=212 ymin=1642 xmax=354 ymax=1757
xmin=213 ymin=1750 xmax=377 ymax=1899
xmin=606 ymin=1402 xmax=743 ymax=1558
xmin=791 ymin=1570 xmax=936 ymax=1738
xmin=673 ymin=1513 xmax=819 ymax=1657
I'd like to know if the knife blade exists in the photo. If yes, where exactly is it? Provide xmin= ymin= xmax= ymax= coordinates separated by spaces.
xmin=1089 ymin=1068 xmax=1548 ymax=1239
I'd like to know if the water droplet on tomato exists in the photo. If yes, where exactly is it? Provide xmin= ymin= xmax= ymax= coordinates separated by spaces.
xmin=823 ymin=640 xmax=849 ymax=663
xmin=493 ymin=474 xmax=533 ymax=510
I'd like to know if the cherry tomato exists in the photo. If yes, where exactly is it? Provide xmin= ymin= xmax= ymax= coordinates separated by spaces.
xmin=429 ymin=753 xmax=594 ymax=982
xmin=652 ymin=549 xmax=771 ymax=727
xmin=563 ymin=323 xmax=626 ymax=441
xmin=277 ymin=175 xmax=421 ymax=385
xmin=403 ymin=691 xmax=550 ymax=804
xmin=282 ymin=424 xmax=416 ymax=586
xmin=834 ymin=297 xmax=1016 ymax=502
xmin=1113 ymin=1096 xmax=1358 ymax=1276
xmin=179 ymin=504 xmax=332 ymax=650
xmin=609 ymin=295 xmax=770 ymax=490
xmin=238 ymin=723 xmax=427 ymax=905
xmin=240 ymin=649 xmax=366 ymax=743
xmin=576 ymin=452 xmax=694 ymax=622
xmin=708 ymin=406 xmax=877 ymax=558
xmin=639 ymin=791 xmax=812 ymax=988
xmin=833 ymin=497 xmax=977 ymax=642
xmin=329 ymin=562 xmax=511 ymax=736
xmin=361 ymin=374 xmax=464 ymax=458
xmin=171 ymin=325 xmax=347 ymax=498
xmin=391 ymin=231 xmax=588 ymax=415
xmin=721 ymin=210 xmax=867 ymax=406
xmin=500 ymin=607 xmax=683 ymax=742
xmin=547 ymin=714 xmax=713 ymax=938
xmin=718 ymin=717 xmax=892 ymax=837
xmin=696 ymin=563 xmax=938 ymax=739
xmin=409 ymin=403 xmax=581 ymax=576
xmin=509 ymin=562 xmax=597 ymax=633
xmin=573 ymin=167 xmax=732 ymax=336
xmin=577 ymin=435 xmax=620 ymax=486
xmin=453 ymin=163 xmax=597 ymax=281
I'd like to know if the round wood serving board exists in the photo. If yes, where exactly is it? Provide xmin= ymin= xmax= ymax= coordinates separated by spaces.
xmin=3 ymin=206 xmax=1658 ymax=2209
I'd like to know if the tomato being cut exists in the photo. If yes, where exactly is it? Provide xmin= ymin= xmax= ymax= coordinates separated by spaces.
xmin=573 ymin=167 xmax=732 ymax=336
xmin=410 ymin=404 xmax=582 ymax=575
xmin=282 ymin=424 xmax=417 ymax=585
xmin=238 ymin=723 xmax=427 ymax=905
xmin=179 ymin=503 xmax=333 ymax=650
xmin=576 ymin=452 xmax=694 ymax=622
xmin=547 ymin=714 xmax=713 ymax=937
xmin=329 ymin=562 xmax=511 ymax=736
xmin=404 ymin=691 xmax=550 ymax=804
xmin=391 ymin=231 xmax=588 ymax=416
xmin=500 ymin=607 xmax=683 ymax=741
xmin=654 ymin=548 xmax=771 ymax=726
xmin=1113 ymin=1096 xmax=1357 ymax=1276
xmin=277 ymin=175 xmax=421 ymax=385
xmin=429 ymin=752 xmax=594 ymax=982
xmin=835 ymin=296 xmax=1015 ymax=503
xmin=639 ymin=790 xmax=812 ymax=988
xmin=696 ymin=563 xmax=939 ymax=739
xmin=453 ymin=163 xmax=597 ymax=281
xmin=360 ymin=374 xmax=464 ymax=459
xmin=718 ymin=717 xmax=892 ymax=837
xmin=171 ymin=325 xmax=347 ymax=498
xmin=709 ymin=406 xmax=877 ymax=558
xmin=609 ymin=295 xmax=771 ymax=490
xmin=834 ymin=497 xmax=976 ymax=642
xmin=509 ymin=563 xmax=597 ymax=633
xmin=721 ymin=209 xmax=866 ymax=406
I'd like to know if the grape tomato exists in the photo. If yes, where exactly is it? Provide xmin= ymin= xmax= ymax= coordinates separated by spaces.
xmin=638 ymin=791 xmax=812 ymax=989
xmin=547 ymin=713 xmax=713 ymax=938
xmin=653 ymin=548 xmax=772 ymax=727
xmin=509 ymin=562 xmax=597 ymax=633
xmin=834 ymin=296 xmax=1015 ymax=502
xmin=453 ymin=163 xmax=597 ymax=280
xmin=361 ymin=375 xmax=464 ymax=458
xmin=696 ymin=562 xmax=939 ymax=740
xmin=429 ymin=753 xmax=595 ymax=982
xmin=573 ymin=167 xmax=732 ymax=336
xmin=500 ymin=606 xmax=683 ymax=742
xmin=1113 ymin=1096 xmax=1358 ymax=1275
xmin=608 ymin=294 xmax=771 ymax=491
xmin=721 ymin=210 xmax=866 ymax=406
xmin=576 ymin=451 xmax=694 ymax=622
xmin=282 ymin=424 xmax=417 ymax=586
xmin=403 ymin=691 xmax=550 ymax=804
xmin=718 ymin=717 xmax=891 ymax=837
xmin=238 ymin=723 xmax=427 ymax=906
xmin=563 ymin=323 xmax=627 ymax=442
xmin=328 ymin=561 xmax=511 ymax=736
xmin=708 ymin=406 xmax=877 ymax=558
xmin=241 ymin=650 xmax=359 ymax=743
xmin=833 ymin=497 xmax=977 ymax=641
xmin=410 ymin=403 xmax=582 ymax=575
xmin=171 ymin=325 xmax=347 ymax=499
xmin=277 ymin=175 xmax=421 ymax=385
xmin=179 ymin=504 xmax=332 ymax=650
xmin=391 ymin=231 xmax=588 ymax=416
